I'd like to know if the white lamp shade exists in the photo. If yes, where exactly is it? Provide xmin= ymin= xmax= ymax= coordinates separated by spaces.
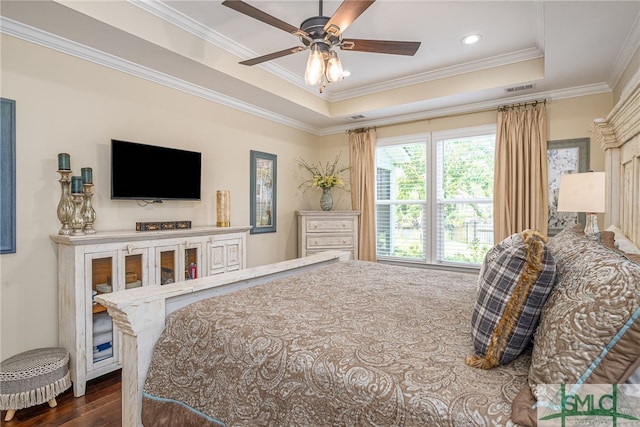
xmin=557 ymin=172 xmax=606 ymax=213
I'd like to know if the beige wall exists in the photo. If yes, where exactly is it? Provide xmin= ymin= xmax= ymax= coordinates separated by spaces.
xmin=320 ymin=93 xmax=613 ymax=171
xmin=0 ymin=32 xmax=616 ymax=360
xmin=0 ymin=35 xmax=322 ymax=359
xmin=318 ymin=93 xmax=614 ymax=232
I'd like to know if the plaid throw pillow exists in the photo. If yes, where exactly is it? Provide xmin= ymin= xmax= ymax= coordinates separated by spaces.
xmin=466 ymin=230 xmax=556 ymax=368
xmin=476 ymin=232 xmax=519 ymax=290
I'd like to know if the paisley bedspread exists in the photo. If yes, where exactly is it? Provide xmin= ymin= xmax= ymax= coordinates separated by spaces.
xmin=142 ymin=260 xmax=530 ymax=426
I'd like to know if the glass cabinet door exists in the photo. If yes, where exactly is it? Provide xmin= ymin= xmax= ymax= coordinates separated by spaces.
xmin=120 ymin=246 xmax=148 ymax=290
xmin=87 ymin=253 xmax=117 ymax=368
xmin=155 ymin=246 xmax=178 ymax=285
xmin=124 ymin=254 xmax=143 ymax=289
xmin=183 ymin=243 xmax=202 ymax=280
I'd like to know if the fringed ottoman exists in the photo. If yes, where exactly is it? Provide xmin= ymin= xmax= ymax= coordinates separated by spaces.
xmin=0 ymin=347 xmax=71 ymax=421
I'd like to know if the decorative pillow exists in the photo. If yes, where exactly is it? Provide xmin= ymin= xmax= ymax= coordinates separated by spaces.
xmin=466 ymin=230 xmax=556 ymax=369
xmin=598 ymin=230 xmax=616 ymax=249
xmin=571 ymin=224 xmax=616 ymax=249
xmin=512 ymin=226 xmax=640 ymax=425
xmin=476 ymin=232 xmax=520 ymax=290
xmin=625 ymin=253 xmax=640 ymax=264
xmin=607 ymin=225 xmax=640 ymax=254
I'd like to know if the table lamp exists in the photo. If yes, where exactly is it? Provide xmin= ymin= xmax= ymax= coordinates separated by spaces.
xmin=557 ymin=171 xmax=605 ymax=236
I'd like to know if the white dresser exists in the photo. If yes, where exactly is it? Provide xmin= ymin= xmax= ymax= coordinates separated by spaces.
xmin=297 ymin=211 xmax=360 ymax=260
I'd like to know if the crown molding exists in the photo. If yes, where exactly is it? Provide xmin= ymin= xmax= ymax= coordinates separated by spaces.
xmin=129 ymin=0 xmax=316 ymax=96
xmin=591 ymin=76 xmax=640 ymax=150
xmin=0 ymin=14 xmax=619 ymax=138
xmin=326 ymin=48 xmax=544 ymax=102
xmin=608 ymin=11 xmax=640 ymax=90
xmin=127 ymin=1 xmax=548 ymax=103
xmin=317 ymin=82 xmax=612 ymax=136
xmin=0 ymin=17 xmax=319 ymax=135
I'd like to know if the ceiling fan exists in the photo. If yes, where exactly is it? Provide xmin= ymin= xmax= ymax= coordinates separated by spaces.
xmin=222 ymin=0 xmax=421 ymax=88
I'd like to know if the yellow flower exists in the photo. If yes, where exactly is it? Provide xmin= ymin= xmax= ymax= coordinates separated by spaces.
xmin=298 ymin=153 xmax=350 ymax=189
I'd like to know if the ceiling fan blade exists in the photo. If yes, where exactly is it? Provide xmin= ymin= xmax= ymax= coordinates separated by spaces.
xmin=341 ymin=39 xmax=421 ymax=56
xmin=239 ymin=47 xmax=305 ymax=66
xmin=222 ymin=0 xmax=307 ymax=36
xmin=324 ymin=0 xmax=375 ymax=37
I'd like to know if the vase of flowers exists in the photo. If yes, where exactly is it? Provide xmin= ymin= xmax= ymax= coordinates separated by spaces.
xmin=298 ymin=153 xmax=350 ymax=211
xmin=320 ymin=188 xmax=333 ymax=211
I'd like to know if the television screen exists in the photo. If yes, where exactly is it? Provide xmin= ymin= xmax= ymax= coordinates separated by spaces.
xmin=111 ymin=139 xmax=201 ymax=201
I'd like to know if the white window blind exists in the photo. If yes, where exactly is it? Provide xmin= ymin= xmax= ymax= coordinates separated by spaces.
xmin=376 ymin=141 xmax=427 ymax=261
xmin=435 ymin=132 xmax=495 ymax=265
xmin=376 ymin=126 xmax=495 ymax=266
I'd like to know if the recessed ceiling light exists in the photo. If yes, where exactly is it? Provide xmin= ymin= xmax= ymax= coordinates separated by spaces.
xmin=461 ymin=34 xmax=482 ymax=45
xmin=343 ymin=70 xmax=351 ymax=78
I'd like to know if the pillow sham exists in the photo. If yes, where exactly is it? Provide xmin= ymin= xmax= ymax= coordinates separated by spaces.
xmin=467 ymin=229 xmax=556 ymax=369
xmin=598 ymin=230 xmax=616 ymax=249
xmin=570 ymin=224 xmax=616 ymax=249
xmin=512 ymin=225 xmax=640 ymax=426
xmin=625 ymin=253 xmax=640 ymax=263
xmin=607 ymin=225 xmax=640 ymax=254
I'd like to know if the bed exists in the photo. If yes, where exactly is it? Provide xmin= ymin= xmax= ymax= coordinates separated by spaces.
xmin=96 ymin=79 xmax=640 ymax=427
xmin=141 ymin=260 xmax=530 ymax=426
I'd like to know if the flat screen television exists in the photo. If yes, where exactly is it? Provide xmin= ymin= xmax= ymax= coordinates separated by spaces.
xmin=111 ymin=139 xmax=202 ymax=201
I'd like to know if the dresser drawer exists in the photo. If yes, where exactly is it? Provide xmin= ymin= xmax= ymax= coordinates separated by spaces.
xmin=306 ymin=218 xmax=355 ymax=233
xmin=297 ymin=210 xmax=360 ymax=260
xmin=305 ymin=249 xmax=355 ymax=260
xmin=307 ymin=234 xmax=355 ymax=249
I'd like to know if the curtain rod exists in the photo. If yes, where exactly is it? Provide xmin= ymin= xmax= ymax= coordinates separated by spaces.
xmin=498 ymin=99 xmax=547 ymax=112
xmin=346 ymin=98 xmax=549 ymax=133
xmin=347 ymin=126 xmax=376 ymax=134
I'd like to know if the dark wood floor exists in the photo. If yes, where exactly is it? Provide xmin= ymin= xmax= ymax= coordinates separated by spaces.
xmin=2 ymin=370 xmax=121 ymax=427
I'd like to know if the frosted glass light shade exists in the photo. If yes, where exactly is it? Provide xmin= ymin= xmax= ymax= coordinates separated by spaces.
xmin=304 ymin=45 xmax=325 ymax=86
xmin=326 ymin=50 xmax=343 ymax=82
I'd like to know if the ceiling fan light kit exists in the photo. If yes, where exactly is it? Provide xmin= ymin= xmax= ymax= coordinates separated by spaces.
xmin=305 ymin=44 xmax=326 ymax=85
xmin=326 ymin=50 xmax=344 ymax=83
xmin=222 ymin=0 xmax=421 ymax=91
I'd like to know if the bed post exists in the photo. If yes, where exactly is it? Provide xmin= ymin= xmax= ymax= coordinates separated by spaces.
xmin=590 ymin=77 xmax=640 ymax=242
xmin=105 ymin=300 xmax=166 ymax=427
xmin=591 ymin=118 xmax=621 ymax=229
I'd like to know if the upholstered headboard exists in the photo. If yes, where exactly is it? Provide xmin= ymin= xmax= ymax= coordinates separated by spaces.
xmin=591 ymin=78 xmax=640 ymax=249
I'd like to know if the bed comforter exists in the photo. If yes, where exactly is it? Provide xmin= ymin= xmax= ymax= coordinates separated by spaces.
xmin=142 ymin=261 xmax=530 ymax=426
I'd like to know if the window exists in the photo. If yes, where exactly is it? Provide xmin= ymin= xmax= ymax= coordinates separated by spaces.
xmin=375 ymin=126 xmax=495 ymax=266
xmin=376 ymin=139 xmax=427 ymax=261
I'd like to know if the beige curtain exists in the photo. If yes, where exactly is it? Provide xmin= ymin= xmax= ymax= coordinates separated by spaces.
xmin=493 ymin=103 xmax=549 ymax=242
xmin=349 ymin=128 xmax=377 ymax=261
